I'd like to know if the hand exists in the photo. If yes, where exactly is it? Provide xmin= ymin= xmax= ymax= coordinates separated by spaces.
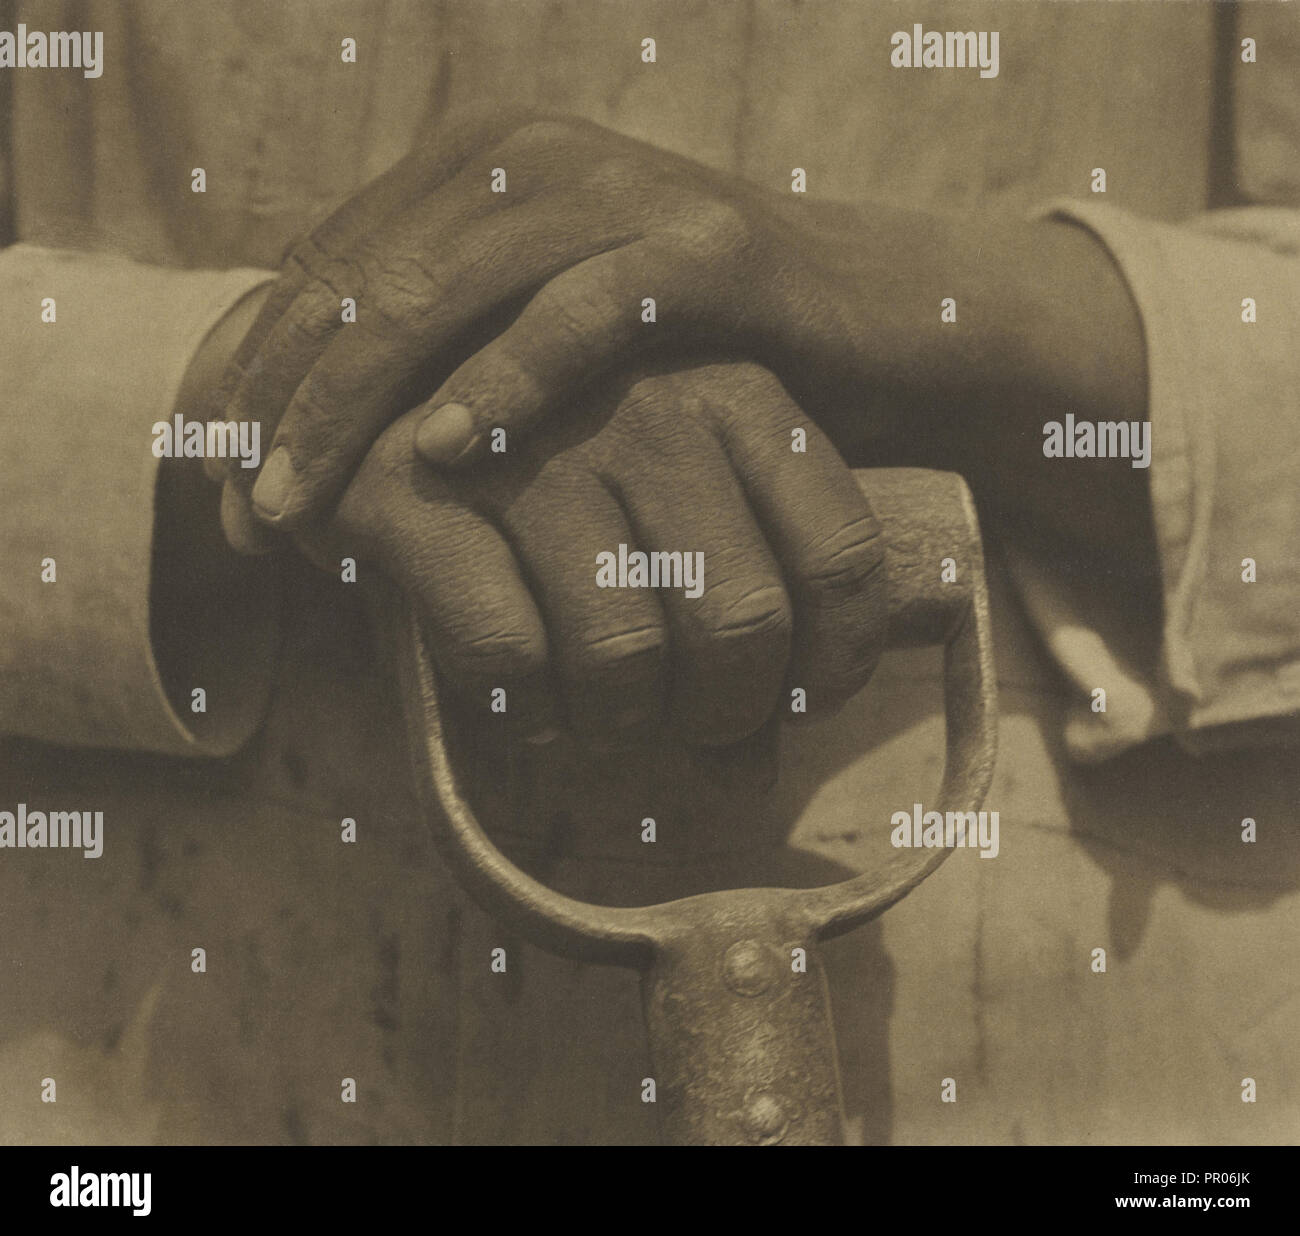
xmin=209 ymin=106 xmax=1152 ymax=582
xmin=210 ymin=108 xmax=910 ymax=544
xmin=289 ymin=362 xmax=888 ymax=748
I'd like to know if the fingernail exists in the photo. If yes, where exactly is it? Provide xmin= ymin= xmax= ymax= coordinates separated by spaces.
xmin=525 ymin=726 xmax=561 ymax=746
xmin=415 ymin=403 xmax=477 ymax=464
xmin=251 ymin=446 xmax=297 ymax=520
xmin=221 ymin=480 xmax=277 ymax=556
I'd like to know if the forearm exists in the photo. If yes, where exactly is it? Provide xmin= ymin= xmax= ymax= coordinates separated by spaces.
xmin=787 ymin=204 xmax=1153 ymax=576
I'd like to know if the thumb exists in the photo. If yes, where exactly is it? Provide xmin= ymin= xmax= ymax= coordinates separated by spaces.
xmin=413 ymin=240 xmax=674 ymax=467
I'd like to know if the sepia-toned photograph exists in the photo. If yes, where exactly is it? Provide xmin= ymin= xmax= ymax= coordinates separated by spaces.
xmin=0 ymin=0 xmax=1296 ymax=1191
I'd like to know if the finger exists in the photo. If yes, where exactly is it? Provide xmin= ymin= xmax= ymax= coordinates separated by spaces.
xmin=220 ymin=475 xmax=279 ymax=556
xmin=214 ymin=157 xmax=509 ymax=542
xmin=493 ymin=460 xmax=667 ymax=748
xmin=704 ymin=365 xmax=888 ymax=717
xmin=202 ymin=165 xmax=433 ymax=467
xmin=412 ymin=238 xmax=692 ymax=467
xmin=207 ymin=106 xmax=538 ymax=484
xmin=219 ymin=191 xmax=472 ymax=487
xmin=331 ymin=417 xmax=558 ymax=742
xmin=608 ymin=393 xmax=791 ymax=745
xmin=247 ymin=197 xmax=645 ymax=527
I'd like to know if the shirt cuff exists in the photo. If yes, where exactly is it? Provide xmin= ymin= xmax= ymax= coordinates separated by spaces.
xmin=1008 ymin=200 xmax=1300 ymax=760
xmin=0 ymin=244 xmax=279 ymax=756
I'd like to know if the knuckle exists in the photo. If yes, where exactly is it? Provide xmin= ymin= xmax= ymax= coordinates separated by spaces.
xmin=276 ymin=295 xmax=337 ymax=354
xmin=476 ymin=339 xmax=549 ymax=415
xmin=718 ymin=360 xmax=785 ymax=399
xmin=500 ymin=117 xmax=583 ymax=156
xmin=531 ymin=280 xmax=595 ymax=341
xmin=527 ymin=273 xmax=621 ymax=354
xmin=613 ymin=384 xmax=664 ymax=427
xmin=306 ymin=250 xmax=369 ymax=306
xmin=566 ymin=623 xmax=664 ymax=683
xmin=695 ymin=361 xmax=789 ymax=420
xmin=364 ymin=252 xmax=450 ymax=341
xmin=284 ymin=233 xmax=335 ymax=278
xmin=613 ymin=385 xmax=700 ymax=448
xmin=799 ymin=515 xmax=887 ymax=599
xmin=667 ymin=199 xmax=753 ymax=259
xmin=370 ymin=249 xmax=444 ymax=303
xmin=689 ymin=582 xmax=792 ymax=653
xmin=444 ymin=627 xmax=547 ymax=683
xmin=585 ymin=154 xmax=654 ymax=195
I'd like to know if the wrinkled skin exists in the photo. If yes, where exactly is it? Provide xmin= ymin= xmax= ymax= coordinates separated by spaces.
xmin=289 ymin=361 xmax=888 ymax=747
xmin=208 ymin=107 xmax=891 ymax=546
xmin=195 ymin=109 xmax=899 ymax=746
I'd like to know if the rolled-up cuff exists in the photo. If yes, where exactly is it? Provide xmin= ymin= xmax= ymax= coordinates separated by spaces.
xmin=1014 ymin=201 xmax=1300 ymax=758
xmin=0 ymin=243 xmax=278 ymax=756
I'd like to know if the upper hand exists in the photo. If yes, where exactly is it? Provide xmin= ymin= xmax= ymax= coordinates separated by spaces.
xmin=210 ymin=108 xmax=873 ymax=544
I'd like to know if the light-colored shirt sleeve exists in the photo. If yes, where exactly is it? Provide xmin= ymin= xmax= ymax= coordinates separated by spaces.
xmin=1007 ymin=201 xmax=1300 ymax=761
xmin=0 ymin=242 xmax=279 ymax=756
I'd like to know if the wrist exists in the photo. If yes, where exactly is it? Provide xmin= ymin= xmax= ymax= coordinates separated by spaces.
xmin=824 ymin=207 xmax=1146 ymax=469
xmin=868 ymin=208 xmax=1151 ymax=562
xmin=769 ymin=201 xmax=1011 ymax=459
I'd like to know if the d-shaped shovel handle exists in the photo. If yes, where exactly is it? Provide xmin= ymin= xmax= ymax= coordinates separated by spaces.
xmin=396 ymin=468 xmax=996 ymax=1144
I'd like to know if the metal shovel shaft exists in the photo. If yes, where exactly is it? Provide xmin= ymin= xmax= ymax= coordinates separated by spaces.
xmin=641 ymin=895 xmax=844 ymax=1145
